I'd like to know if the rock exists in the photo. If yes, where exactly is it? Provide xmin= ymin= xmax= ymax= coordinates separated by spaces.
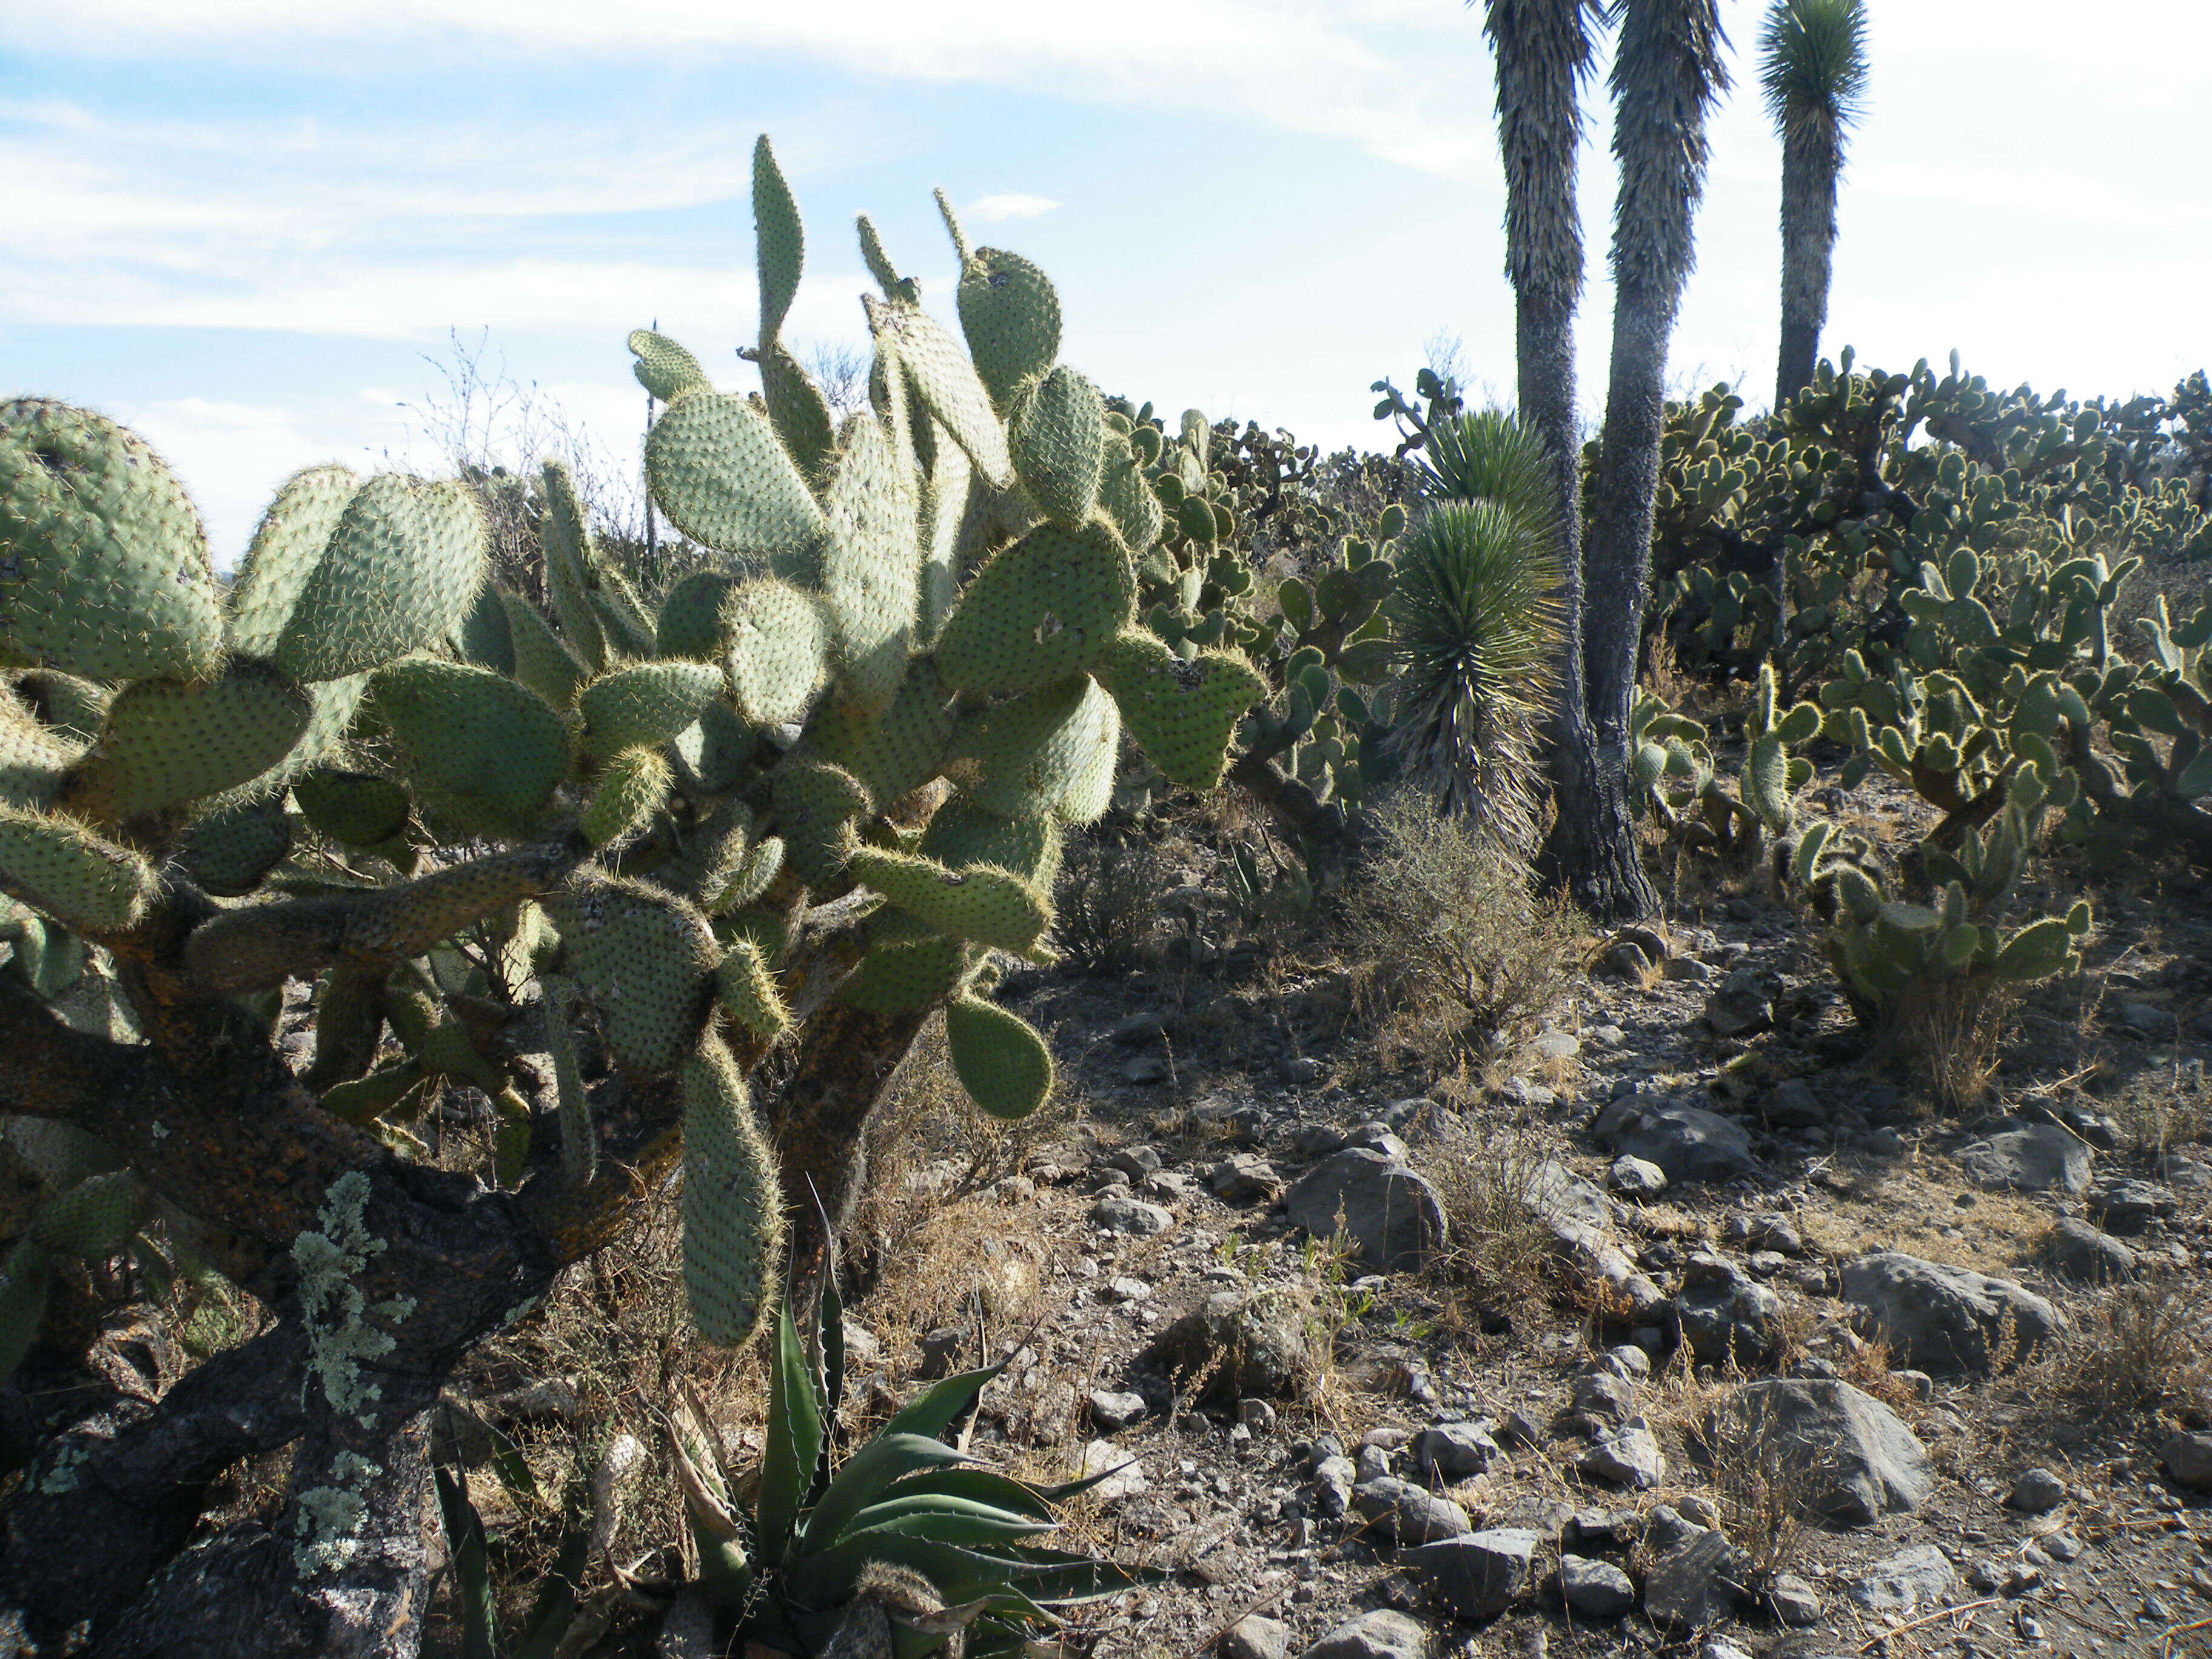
xmin=1838 ymin=1251 xmax=2061 ymax=1373
xmin=1765 ymin=1079 xmax=1825 ymax=1127
xmin=1571 ymin=1372 xmax=1637 ymax=1424
xmin=1108 ymin=1145 xmax=1165 ymax=1177
xmin=1293 ymin=1124 xmax=1349 ymax=1158
xmin=1296 ymin=1610 xmax=1429 ymax=1659
xmin=1601 ymin=1099 xmax=1758 ymax=1184
xmin=1674 ymin=1253 xmax=1786 ymax=1369
xmin=1700 ymin=1646 xmax=1751 ymax=1659
xmin=1239 ymin=1398 xmax=1278 ymax=1433
xmin=1088 ymin=1389 xmax=1149 ymax=1431
xmin=2046 ymin=1216 xmax=2136 ymax=1284
xmin=1544 ymin=1219 xmax=1666 ymax=1318
xmin=1076 ymin=1438 xmax=1148 ymax=1503
xmin=1734 ymin=1211 xmax=1805 ymax=1256
xmin=1704 ymin=964 xmax=1775 ymax=1037
xmin=1121 ymin=1053 xmax=1171 ymax=1085
xmin=1145 ymin=1291 xmax=1307 ymax=1401
xmin=1140 ymin=1170 xmax=1196 ymax=1201
xmin=1955 ymin=1121 xmax=2093 ymax=1195
xmin=1698 ymin=1379 xmax=1931 ymax=1526
xmin=1530 ymin=1030 xmax=1581 ymax=1064
xmin=1208 ymin=1155 xmax=1284 ymax=1204
xmin=1090 ymin=1194 xmax=1174 ymax=1236
xmin=1279 ymin=1055 xmax=1322 ymax=1085
xmin=2009 ymin=1467 xmax=2068 ymax=1512
xmin=2120 ymin=999 xmax=2173 ymax=1034
xmin=1352 ymin=1476 xmax=1472 ymax=1544
xmin=1342 ymin=1123 xmax=1411 ymax=1160
xmin=1312 ymin=1454 xmax=1355 ymax=1517
xmin=1848 ymin=1543 xmax=1959 ymax=1612
xmin=2090 ymin=1176 xmax=2176 ymax=1236
xmin=1661 ymin=954 xmax=1713 ymax=983
xmin=1501 ymin=1076 xmax=1555 ymax=1108
xmin=1768 ymin=1573 xmax=1823 ymax=1626
xmin=1560 ymin=1553 xmax=1637 ymax=1619
xmin=1109 ymin=1011 xmax=1167 ymax=1045
xmin=1403 ymin=1527 xmax=1538 ymax=1620
xmin=1527 ymin=1161 xmax=1616 ymax=1229
xmin=1640 ymin=1510 xmax=1748 ymax=1629
xmin=1412 ymin=1421 xmax=1501 ymax=1480
xmin=2157 ymin=1152 xmax=2212 ymax=1189
xmin=1578 ymin=1417 xmax=1666 ymax=1489
xmin=1355 ymin=1444 xmax=1392 ymax=1483
xmin=1283 ymin=1148 xmax=1446 ymax=1270
xmin=2159 ymin=1431 xmax=2212 ymax=1488
xmin=1221 ymin=1614 xmax=1293 ymax=1659
xmin=1609 ymin=1155 xmax=1667 ymax=1197
xmin=917 ymin=1325 xmax=972 ymax=1379
xmin=1083 ymin=1165 xmax=1132 ymax=1193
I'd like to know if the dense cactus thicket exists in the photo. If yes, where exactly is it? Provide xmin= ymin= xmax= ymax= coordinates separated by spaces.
xmin=0 ymin=137 xmax=1247 ymax=1657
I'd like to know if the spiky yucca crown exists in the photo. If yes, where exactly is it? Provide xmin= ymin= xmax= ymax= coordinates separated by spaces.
xmin=0 ymin=133 xmax=1262 ymax=1362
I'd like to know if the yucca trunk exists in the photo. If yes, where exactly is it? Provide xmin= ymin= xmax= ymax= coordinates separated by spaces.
xmin=1775 ymin=129 xmax=1839 ymax=410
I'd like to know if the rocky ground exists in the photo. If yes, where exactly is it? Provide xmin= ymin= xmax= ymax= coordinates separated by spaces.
xmin=806 ymin=875 xmax=2212 ymax=1659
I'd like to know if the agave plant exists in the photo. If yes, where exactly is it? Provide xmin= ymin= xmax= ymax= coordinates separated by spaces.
xmin=1384 ymin=413 xmax=1564 ymax=850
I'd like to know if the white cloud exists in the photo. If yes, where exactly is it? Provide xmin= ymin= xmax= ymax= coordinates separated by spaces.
xmin=967 ymin=193 xmax=1061 ymax=224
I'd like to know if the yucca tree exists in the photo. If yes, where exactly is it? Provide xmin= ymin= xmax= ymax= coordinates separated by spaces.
xmin=1573 ymin=0 xmax=1731 ymax=920
xmin=1762 ymin=0 xmax=1869 ymax=412
xmin=1389 ymin=412 xmax=1563 ymax=847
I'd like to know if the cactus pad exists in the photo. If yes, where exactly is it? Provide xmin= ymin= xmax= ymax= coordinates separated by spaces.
xmin=227 ymin=464 xmax=361 ymax=657
xmin=545 ymin=875 xmax=720 ymax=1076
xmin=953 ymin=674 xmax=1120 ymax=823
xmin=1097 ymin=434 xmax=1163 ymax=554
xmin=821 ymin=410 xmax=921 ymax=714
xmin=759 ymin=344 xmax=836 ymax=485
xmin=656 ymin=571 xmax=741 ymax=662
xmin=680 ymin=1033 xmax=785 ymax=1348
xmin=499 ymin=588 xmax=587 ymax=710
xmin=1098 ymin=632 xmax=1262 ymax=791
xmin=956 ymin=249 xmax=1061 ymax=412
xmin=295 ymin=768 xmax=412 ymax=846
xmin=370 ymin=657 xmax=569 ymax=840
xmin=866 ymin=298 xmax=1013 ymax=490
xmin=711 ymin=834 xmax=785 ymax=914
xmin=714 ymin=937 xmax=791 ymax=1037
xmin=806 ymin=660 xmax=956 ymax=810
xmin=73 ymin=660 xmax=314 ymax=819
xmin=0 ymin=804 xmax=156 ymax=932
xmin=752 ymin=136 xmax=805 ymax=347
xmin=845 ymin=845 xmax=1049 ymax=953
xmin=934 ymin=521 xmax=1134 ymax=694
xmin=0 ymin=691 xmax=82 ymax=811
xmin=578 ymin=660 xmax=724 ymax=760
xmin=720 ymin=578 xmax=831 ymax=728
xmin=581 ymin=746 xmax=672 ymax=848
xmin=1010 ymin=366 xmax=1105 ymax=530
xmin=628 ymin=330 xmax=711 ymax=401
xmin=0 ymin=398 xmax=225 ymax=683
xmin=837 ymin=937 xmax=970 ymax=1013
xmin=915 ymin=795 xmax=1062 ymax=888
xmin=273 ymin=474 xmax=489 ymax=683
xmin=33 ymin=1172 xmax=146 ymax=1258
xmin=944 ymin=995 xmax=1054 ymax=1119
xmin=175 ymin=797 xmax=292 ymax=897
xmin=771 ymin=757 xmax=873 ymax=886
xmin=646 ymin=391 xmax=826 ymax=569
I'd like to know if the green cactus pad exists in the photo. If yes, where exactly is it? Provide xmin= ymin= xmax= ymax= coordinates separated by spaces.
xmin=956 ymin=249 xmax=1061 ymax=412
xmin=944 ymin=995 xmax=1054 ymax=1119
xmin=33 ymin=1172 xmax=146 ymax=1258
xmin=590 ymin=563 xmax=659 ymax=662
xmin=273 ymin=474 xmax=489 ymax=683
xmin=540 ymin=975 xmax=595 ymax=1187
xmin=581 ymin=746 xmax=673 ymax=848
xmin=540 ymin=461 xmax=606 ymax=672
xmin=845 ymin=845 xmax=1049 ymax=954
xmin=0 ymin=399 xmax=226 ymax=683
xmin=714 ymin=937 xmax=791 ymax=1037
xmin=294 ymin=768 xmax=412 ymax=847
xmin=1993 ymin=917 xmax=2079 ymax=982
xmin=1098 ymin=437 xmax=1164 ymax=555
xmin=0 ymin=690 xmax=82 ymax=811
xmin=752 ymin=135 xmax=804 ymax=347
xmin=712 ymin=834 xmax=785 ymax=914
xmin=73 ymin=660 xmax=313 ymax=819
xmin=720 ymin=578 xmax=831 ymax=728
xmin=1097 ymin=631 xmax=1264 ymax=790
xmin=821 ymin=410 xmax=921 ymax=715
xmin=915 ymin=795 xmax=1062 ymax=888
xmin=370 ymin=657 xmax=570 ymax=840
xmin=175 ymin=796 xmax=292 ymax=897
xmin=655 ymin=571 xmax=742 ymax=663
xmin=1010 ymin=366 xmax=1105 ymax=531
xmin=806 ymin=659 xmax=956 ymax=810
xmin=208 ymin=671 xmax=372 ymax=811
xmin=868 ymin=298 xmax=1013 ymax=490
xmin=918 ymin=443 xmax=972 ymax=642
xmin=758 ymin=344 xmax=836 ymax=485
xmin=578 ymin=660 xmax=725 ymax=760
xmin=455 ymin=577 xmax=515 ymax=675
xmin=545 ymin=874 xmax=720 ymax=1076
xmin=227 ymin=464 xmax=361 ymax=657
xmin=771 ymin=757 xmax=873 ymax=886
xmin=934 ymin=521 xmax=1134 ymax=694
xmin=680 ymin=1031 xmax=785 ymax=1349
xmin=646 ymin=390 xmax=827 ymax=569
xmin=499 ymin=588 xmax=587 ymax=710
xmin=628 ymin=330 xmax=711 ymax=401
xmin=0 ymin=805 xmax=156 ymax=932
xmin=953 ymin=674 xmax=1121 ymax=823
xmin=837 ymin=936 xmax=969 ymax=1013
xmin=15 ymin=672 xmax=107 ymax=743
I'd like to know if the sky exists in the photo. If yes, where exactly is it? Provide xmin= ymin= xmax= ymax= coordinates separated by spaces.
xmin=4 ymin=0 xmax=2208 ymax=562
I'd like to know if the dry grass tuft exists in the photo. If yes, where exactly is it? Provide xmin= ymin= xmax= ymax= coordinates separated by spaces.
xmin=2036 ymin=1276 xmax=2212 ymax=1421
xmin=1337 ymin=793 xmax=1583 ymax=1078
xmin=1054 ymin=830 xmax=1170 ymax=974
xmin=1888 ymin=974 xmax=2014 ymax=1116
xmin=1421 ymin=1123 xmax=1567 ymax=1319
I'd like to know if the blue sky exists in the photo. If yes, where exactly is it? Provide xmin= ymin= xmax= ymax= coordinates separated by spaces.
xmin=5 ymin=0 xmax=2208 ymax=561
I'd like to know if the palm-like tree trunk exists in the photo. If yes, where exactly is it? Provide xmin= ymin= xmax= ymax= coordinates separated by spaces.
xmin=1763 ymin=0 xmax=1869 ymax=411
xmin=1774 ymin=130 xmax=1839 ymax=409
xmin=1577 ymin=0 xmax=1730 ymax=920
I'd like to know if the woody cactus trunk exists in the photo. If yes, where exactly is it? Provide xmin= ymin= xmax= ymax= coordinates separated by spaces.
xmin=0 ymin=138 xmax=1230 ymax=1657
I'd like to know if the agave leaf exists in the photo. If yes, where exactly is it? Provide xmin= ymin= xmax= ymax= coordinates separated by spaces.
xmin=882 ymin=1362 xmax=1006 ymax=1443
xmin=432 ymin=1465 xmax=500 ymax=1659
xmin=756 ymin=1301 xmax=825 ymax=1563
xmin=838 ymin=1492 xmax=1059 ymax=1541
xmin=800 ymin=1432 xmax=976 ymax=1552
xmin=511 ymin=1480 xmax=594 ymax=1659
xmin=868 ymin=1466 xmax=1058 ymax=1522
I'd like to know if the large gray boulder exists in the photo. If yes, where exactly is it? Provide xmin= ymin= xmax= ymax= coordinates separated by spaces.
xmin=1402 ymin=1527 xmax=1539 ymax=1620
xmin=1640 ymin=1507 xmax=1749 ymax=1629
xmin=1955 ymin=1121 xmax=2092 ymax=1194
xmin=1600 ymin=1098 xmax=1757 ymax=1184
xmin=1144 ymin=1290 xmax=1307 ymax=1401
xmin=2045 ymin=1216 xmax=2136 ymax=1284
xmin=1838 ymin=1251 xmax=2060 ymax=1373
xmin=1674 ymin=1253 xmax=1787 ymax=1368
xmin=1697 ymin=1378 xmax=1931 ymax=1525
xmin=1297 ymin=1610 xmax=1429 ymax=1659
xmin=1284 ymin=1148 xmax=1446 ymax=1270
xmin=1351 ymin=1475 xmax=1472 ymax=1544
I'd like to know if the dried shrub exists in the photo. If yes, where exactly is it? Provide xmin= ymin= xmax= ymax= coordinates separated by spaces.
xmin=2039 ymin=1276 xmax=2212 ymax=1420
xmin=1054 ymin=830 xmax=1168 ymax=974
xmin=1339 ymin=793 xmax=1582 ymax=1075
xmin=1421 ymin=1124 xmax=1563 ymax=1317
